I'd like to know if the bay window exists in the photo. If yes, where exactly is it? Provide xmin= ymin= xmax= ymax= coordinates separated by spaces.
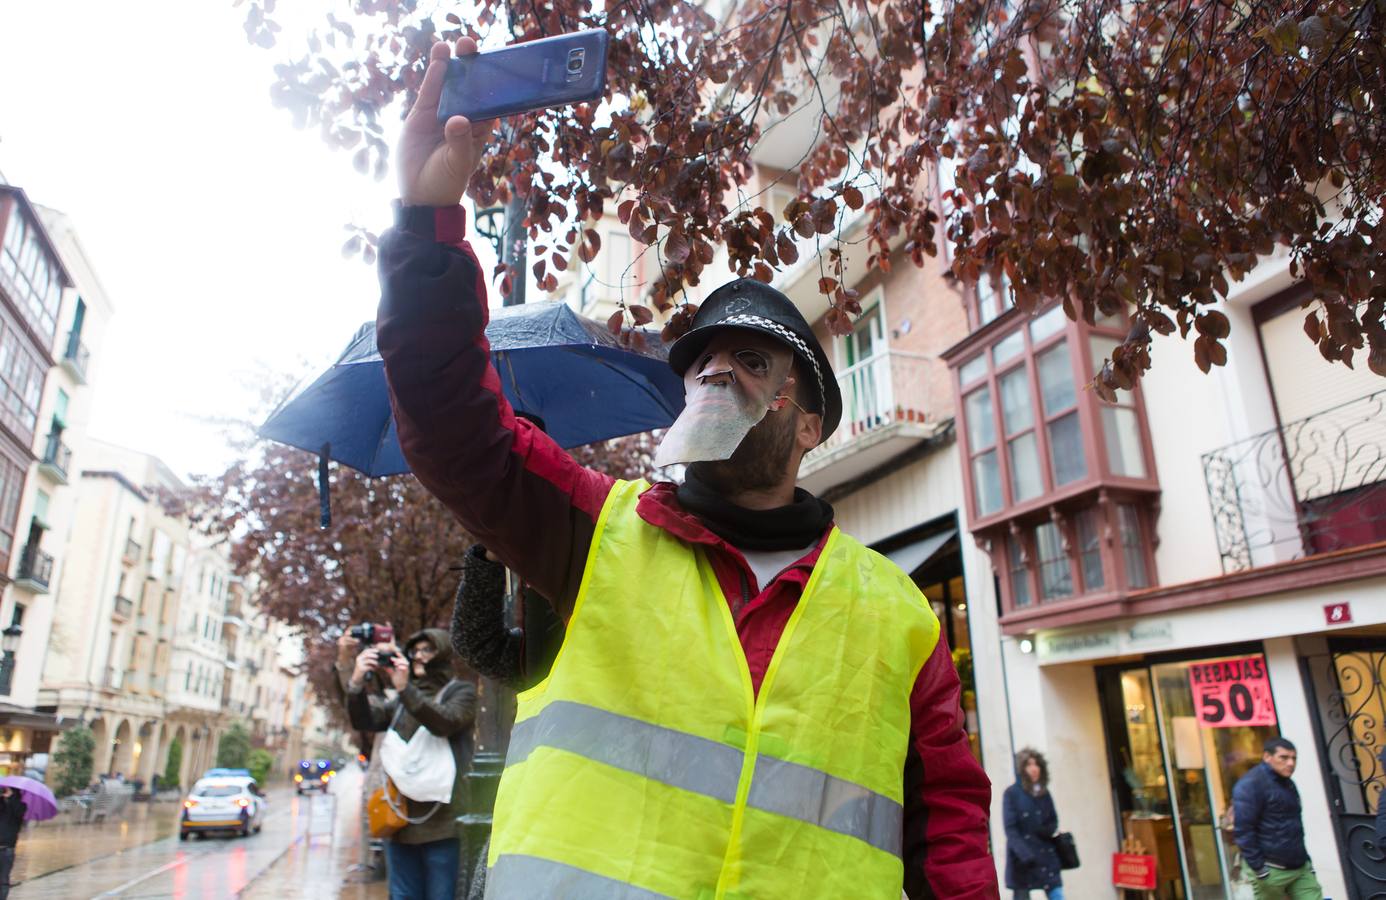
xmin=946 ymin=301 xmax=1161 ymax=625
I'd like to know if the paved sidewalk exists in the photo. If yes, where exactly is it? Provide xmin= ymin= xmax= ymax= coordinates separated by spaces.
xmin=240 ymin=767 xmax=387 ymax=900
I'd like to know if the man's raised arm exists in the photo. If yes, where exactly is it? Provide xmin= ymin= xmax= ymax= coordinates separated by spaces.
xmin=376 ymin=37 xmax=613 ymax=613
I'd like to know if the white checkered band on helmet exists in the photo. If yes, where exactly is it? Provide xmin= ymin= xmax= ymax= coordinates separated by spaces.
xmin=720 ymin=313 xmax=825 ymax=411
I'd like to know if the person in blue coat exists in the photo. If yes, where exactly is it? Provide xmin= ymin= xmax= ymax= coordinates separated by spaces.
xmin=1004 ymin=748 xmax=1063 ymax=900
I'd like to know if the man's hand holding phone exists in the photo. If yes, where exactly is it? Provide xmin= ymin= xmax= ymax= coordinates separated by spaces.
xmin=398 ymin=37 xmax=497 ymax=208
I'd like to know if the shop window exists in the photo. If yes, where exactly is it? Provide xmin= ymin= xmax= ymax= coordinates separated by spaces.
xmin=1101 ymin=655 xmax=1280 ymax=899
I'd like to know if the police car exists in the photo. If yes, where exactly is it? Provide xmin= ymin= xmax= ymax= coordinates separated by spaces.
xmin=294 ymin=758 xmax=336 ymax=794
xmin=180 ymin=773 xmax=266 ymax=839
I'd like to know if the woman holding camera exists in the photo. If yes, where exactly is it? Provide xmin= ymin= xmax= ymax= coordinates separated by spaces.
xmin=346 ymin=628 xmax=476 ymax=900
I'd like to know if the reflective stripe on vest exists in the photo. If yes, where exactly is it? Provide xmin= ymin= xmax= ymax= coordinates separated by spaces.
xmin=486 ymin=479 xmax=938 ymax=899
xmin=488 ymin=855 xmax=675 ymax=900
xmin=506 ymin=698 xmax=904 ymax=855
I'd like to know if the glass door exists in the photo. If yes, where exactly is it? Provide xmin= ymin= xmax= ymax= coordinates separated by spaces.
xmin=842 ymin=304 xmax=889 ymax=431
xmin=1102 ymin=654 xmax=1281 ymax=900
xmin=1113 ymin=668 xmax=1185 ymax=899
xmin=1150 ymin=657 xmax=1280 ymax=900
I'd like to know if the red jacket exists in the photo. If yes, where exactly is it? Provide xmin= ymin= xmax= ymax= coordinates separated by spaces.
xmin=377 ymin=203 xmax=999 ymax=899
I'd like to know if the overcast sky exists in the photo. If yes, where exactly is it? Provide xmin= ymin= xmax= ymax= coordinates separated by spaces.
xmin=0 ymin=1 xmax=499 ymax=480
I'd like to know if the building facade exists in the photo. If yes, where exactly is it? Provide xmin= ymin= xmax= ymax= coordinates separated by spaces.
xmin=950 ymin=257 xmax=1386 ymax=900
xmin=0 ymin=188 xmax=110 ymax=775
xmin=34 ymin=439 xmax=347 ymax=789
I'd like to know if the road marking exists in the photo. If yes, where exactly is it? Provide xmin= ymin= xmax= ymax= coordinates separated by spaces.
xmin=90 ymin=856 xmax=188 ymax=898
xmin=88 ymin=799 xmax=299 ymax=897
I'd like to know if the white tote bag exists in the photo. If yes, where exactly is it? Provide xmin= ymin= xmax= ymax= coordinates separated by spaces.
xmin=378 ymin=701 xmax=457 ymax=805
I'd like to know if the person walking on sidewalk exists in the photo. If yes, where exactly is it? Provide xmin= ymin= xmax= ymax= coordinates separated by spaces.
xmin=0 ymin=786 xmax=26 ymax=900
xmin=1232 ymin=737 xmax=1323 ymax=899
xmin=1003 ymin=749 xmax=1064 ymax=900
xmin=373 ymin=33 xmax=996 ymax=900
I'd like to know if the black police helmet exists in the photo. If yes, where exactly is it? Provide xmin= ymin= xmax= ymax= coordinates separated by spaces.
xmin=668 ymin=279 xmax=842 ymax=442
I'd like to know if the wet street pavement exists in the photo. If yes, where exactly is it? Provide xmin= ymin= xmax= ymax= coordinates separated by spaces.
xmin=12 ymin=768 xmax=388 ymax=899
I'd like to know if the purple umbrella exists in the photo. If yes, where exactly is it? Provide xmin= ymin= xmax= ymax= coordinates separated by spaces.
xmin=0 ymin=775 xmax=58 ymax=821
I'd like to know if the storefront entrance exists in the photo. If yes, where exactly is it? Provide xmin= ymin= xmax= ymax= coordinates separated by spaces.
xmin=1301 ymin=637 xmax=1386 ymax=900
xmin=874 ymin=517 xmax=981 ymax=763
xmin=1098 ymin=646 xmax=1281 ymax=899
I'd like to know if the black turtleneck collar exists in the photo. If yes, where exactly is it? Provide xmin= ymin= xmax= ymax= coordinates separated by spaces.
xmin=676 ymin=470 xmax=834 ymax=551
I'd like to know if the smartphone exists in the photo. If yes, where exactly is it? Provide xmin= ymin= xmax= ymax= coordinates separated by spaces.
xmin=438 ymin=29 xmax=610 ymax=122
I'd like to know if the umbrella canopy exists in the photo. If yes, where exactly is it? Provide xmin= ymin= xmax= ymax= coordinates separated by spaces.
xmin=0 ymin=775 xmax=58 ymax=821
xmin=260 ymin=302 xmax=685 ymax=478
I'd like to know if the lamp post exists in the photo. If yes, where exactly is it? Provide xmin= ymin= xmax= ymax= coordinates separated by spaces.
xmin=0 ymin=625 xmax=21 ymax=696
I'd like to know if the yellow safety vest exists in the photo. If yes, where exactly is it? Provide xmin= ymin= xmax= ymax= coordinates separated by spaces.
xmin=486 ymin=480 xmax=940 ymax=899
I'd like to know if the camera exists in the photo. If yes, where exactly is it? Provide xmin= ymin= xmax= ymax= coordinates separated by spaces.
xmin=349 ymin=623 xmax=394 ymax=645
xmin=376 ymin=650 xmax=397 ymax=669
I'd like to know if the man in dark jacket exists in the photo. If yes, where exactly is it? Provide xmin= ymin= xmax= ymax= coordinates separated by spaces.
xmin=1231 ymin=737 xmax=1323 ymax=899
xmin=374 ymin=33 xmax=996 ymax=900
xmin=0 ymin=786 xmax=25 ymax=899
xmin=347 ymin=627 xmax=476 ymax=900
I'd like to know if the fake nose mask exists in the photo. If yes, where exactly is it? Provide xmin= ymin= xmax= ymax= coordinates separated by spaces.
xmin=655 ymin=346 xmax=794 ymax=468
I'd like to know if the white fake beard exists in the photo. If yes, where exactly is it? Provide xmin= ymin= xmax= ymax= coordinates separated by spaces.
xmin=655 ymin=381 xmax=771 ymax=467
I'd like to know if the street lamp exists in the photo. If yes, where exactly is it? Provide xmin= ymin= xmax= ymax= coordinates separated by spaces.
xmin=0 ymin=624 xmax=21 ymax=690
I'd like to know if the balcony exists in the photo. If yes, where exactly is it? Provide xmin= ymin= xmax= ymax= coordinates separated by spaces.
xmin=112 ymin=595 xmax=134 ymax=620
xmin=122 ymin=538 xmax=141 ymax=565
xmin=1202 ymin=388 xmax=1386 ymax=574
xmin=61 ymin=331 xmax=90 ymax=383
xmin=797 ymin=350 xmax=947 ymax=495
xmin=38 ymin=433 xmax=71 ymax=484
xmin=14 ymin=544 xmax=53 ymax=593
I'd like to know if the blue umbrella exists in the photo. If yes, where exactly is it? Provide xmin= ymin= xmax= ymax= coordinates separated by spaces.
xmin=260 ymin=301 xmax=683 ymax=479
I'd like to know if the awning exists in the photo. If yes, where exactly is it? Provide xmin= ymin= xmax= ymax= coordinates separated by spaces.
xmin=0 ymin=703 xmax=71 ymax=731
xmin=884 ymin=529 xmax=957 ymax=577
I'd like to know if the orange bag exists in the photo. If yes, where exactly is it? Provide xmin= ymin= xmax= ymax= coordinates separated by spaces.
xmin=366 ymin=777 xmax=409 ymax=838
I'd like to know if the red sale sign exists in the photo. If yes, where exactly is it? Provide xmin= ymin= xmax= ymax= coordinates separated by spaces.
xmin=1188 ymin=655 xmax=1277 ymax=728
xmin=1112 ymin=853 xmax=1157 ymax=890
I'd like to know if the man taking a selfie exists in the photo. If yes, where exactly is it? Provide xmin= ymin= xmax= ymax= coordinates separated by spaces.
xmin=375 ymin=34 xmax=996 ymax=900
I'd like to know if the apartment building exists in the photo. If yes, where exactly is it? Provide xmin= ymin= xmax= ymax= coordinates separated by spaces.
xmin=0 ymin=187 xmax=110 ymax=775
xmin=949 ymin=253 xmax=1386 ymax=899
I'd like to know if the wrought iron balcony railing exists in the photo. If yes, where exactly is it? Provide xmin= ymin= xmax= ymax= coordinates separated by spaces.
xmin=40 ymin=433 xmax=71 ymax=482
xmin=113 ymin=595 xmax=134 ymax=620
xmin=15 ymin=544 xmax=53 ymax=591
xmin=62 ymin=331 xmax=90 ymax=383
xmin=1201 ymin=388 xmax=1386 ymax=573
